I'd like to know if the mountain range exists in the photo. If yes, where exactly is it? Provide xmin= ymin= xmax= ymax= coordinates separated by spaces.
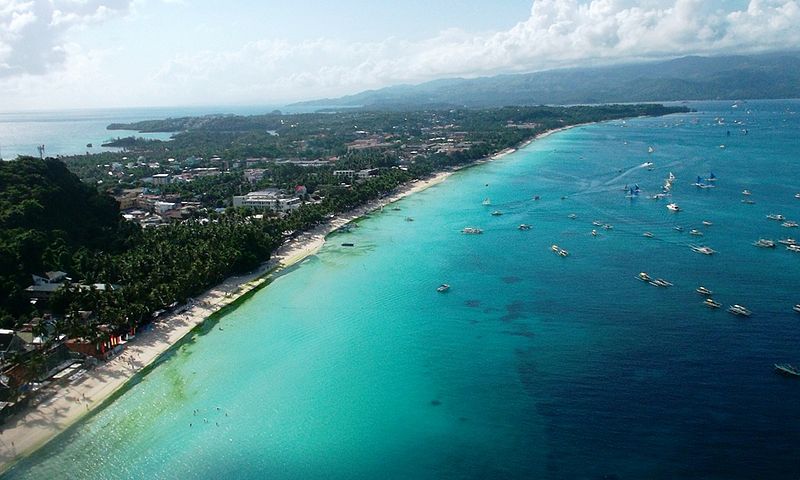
xmin=293 ymin=52 xmax=800 ymax=109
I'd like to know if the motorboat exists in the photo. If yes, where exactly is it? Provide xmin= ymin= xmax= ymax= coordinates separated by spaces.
xmin=702 ymin=220 xmax=713 ymax=226
xmin=689 ymin=229 xmax=704 ymax=236
xmin=592 ymin=220 xmax=604 ymax=227
xmin=650 ymin=278 xmax=673 ymax=288
xmin=782 ymin=221 xmax=799 ymax=228
xmin=602 ymin=224 xmax=613 ymax=230
xmin=437 ymin=284 xmax=450 ymax=293
xmin=793 ymin=304 xmax=800 ymax=313
xmin=674 ymin=226 xmax=684 ymax=232
xmin=643 ymin=232 xmax=655 ymax=238
xmin=591 ymin=229 xmax=597 ymax=236
xmin=491 ymin=210 xmax=503 ymax=216
xmin=638 ymin=272 xmax=653 ymax=282
xmin=742 ymin=189 xmax=751 ymax=196
xmin=727 ymin=304 xmax=752 ymax=317
xmin=666 ymin=203 xmax=681 ymax=212
xmin=405 ymin=217 xmax=414 ymax=222
xmin=778 ymin=238 xmax=797 ymax=246
xmin=753 ymin=239 xmax=776 ymax=248
xmin=703 ymin=298 xmax=722 ymax=309
xmin=690 ymin=245 xmax=716 ymax=255
xmin=696 ymin=286 xmax=713 ymax=295
xmin=788 ymin=245 xmax=800 ymax=252
xmin=462 ymin=227 xmax=483 ymax=234
xmin=551 ymin=245 xmax=569 ymax=257
xmin=568 ymin=213 xmax=577 ymax=220
xmin=518 ymin=224 xmax=532 ymax=230
xmin=775 ymin=364 xmax=800 ymax=377
xmin=767 ymin=214 xmax=786 ymax=221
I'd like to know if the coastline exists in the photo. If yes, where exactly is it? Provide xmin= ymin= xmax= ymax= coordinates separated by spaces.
xmin=0 ymin=124 xmax=575 ymax=473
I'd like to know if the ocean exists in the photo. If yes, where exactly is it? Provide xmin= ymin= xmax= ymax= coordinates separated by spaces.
xmin=4 ymin=100 xmax=800 ymax=479
xmin=0 ymin=104 xmax=315 ymax=159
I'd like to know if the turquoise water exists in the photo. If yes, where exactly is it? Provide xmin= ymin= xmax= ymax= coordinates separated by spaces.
xmin=5 ymin=100 xmax=800 ymax=479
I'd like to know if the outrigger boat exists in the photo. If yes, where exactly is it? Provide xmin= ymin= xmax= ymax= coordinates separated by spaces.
xmin=727 ymin=304 xmax=752 ymax=317
xmin=696 ymin=286 xmax=713 ymax=295
xmin=436 ymin=284 xmax=450 ymax=293
xmin=690 ymin=245 xmax=716 ymax=255
xmin=774 ymin=364 xmax=800 ymax=377
xmin=703 ymin=298 xmax=722 ymax=309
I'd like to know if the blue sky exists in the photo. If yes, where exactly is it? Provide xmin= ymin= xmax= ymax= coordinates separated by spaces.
xmin=0 ymin=0 xmax=796 ymax=110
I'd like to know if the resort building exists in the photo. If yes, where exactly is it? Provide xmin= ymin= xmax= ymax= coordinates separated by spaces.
xmin=232 ymin=190 xmax=302 ymax=213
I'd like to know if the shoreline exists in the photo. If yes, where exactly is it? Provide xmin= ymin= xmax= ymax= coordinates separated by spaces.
xmin=0 ymin=124 xmax=574 ymax=473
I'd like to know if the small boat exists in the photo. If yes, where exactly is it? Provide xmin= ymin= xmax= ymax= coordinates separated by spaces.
xmin=690 ymin=245 xmax=716 ymax=255
xmin=793 ymin=304 xmax=800 ymax=313
xmin=742 ymin=189 xmax=751 ymax=196
xmin=602 ymin=224 xmax=613 ymax=230
xmin=727 ymin=304 xmax=752 ymax=317
xmin=462 ymin=227 xmax=483 ymax=234
xmin=643 ymin=232 xmax=654 ymax=238
xmin=796 ymin=193 xmax=800 ymax=199
xmin=741 ymin=199 xmax=756 ymax=204
xmin=482 ymin=198 xmax=491 ymax=206
xmin=668 ymin=172 xmax=676 ymax=182
xmin=491 ymin=210 xmax=503 ymax=216
xmin=341 ymin=242 xmax=355 ymax=247
xmin=767 ymin=214 xmax=786 ymax=221
xmin=782 ymin=221 xmax=799 ymax=228
xmin=591 ymin=229 xmax=597 ymax=236
xmin=696 ymin=286 xmax=713 ymax=295
xmin=638 ymin=272 xmax=652 ymax=282
xmin=753 ymin=239 xmax=776 ymax=248
xmin=702 ymin=220 xmax=713 ymax=226
xmin=689 ymin=229 xmax=703 ymax=236
xmin=666 ymin=203 xmax=681 ymax=212
xmin=592 ymin=220 xmax=604 ymax=227
xmin=650 ymin=278 xmax=673 ymax=288
xmin=778 ymin=238 xmax=797 ymax=246
xmin=674 ymin=226 xmax=684 ymax=232
xmin=405 ymin=217 xmax=414 ymax=222
xmin=703 ymin=298 xmax=722 ymax=309
xmin=533 ymin=195 xmax=540 ymax=201
xmin=706 ymin=172 xmax=717 ymax=182
xmin=775 ymin=364 xmax=800 ymax=377
xmin=518 ymin=224 xmax=531 ymax=230
xmin=648 ymin=146 xmax=655 ymax=153
xmin=551 ymin=245 xmax=569 ymax=257
xmin=86 ymin=143 xmax=93 ymax=148
xmin=391 ymin=207 xmax=401 ymax=211
xmin=788 ymin=245 xmax=800 ymax=252
xmin=568 ymin=213 xmax=577 ymax=220
xmin=436 ymin=284 xmax=450 ymax=293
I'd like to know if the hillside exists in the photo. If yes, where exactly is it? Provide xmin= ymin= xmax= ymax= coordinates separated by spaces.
xmin=293 ymin=52 xmax=800 ymax=109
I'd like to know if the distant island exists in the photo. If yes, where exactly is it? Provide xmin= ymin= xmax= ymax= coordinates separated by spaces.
xmin=292 ymin=52 xmax=800 ymax=109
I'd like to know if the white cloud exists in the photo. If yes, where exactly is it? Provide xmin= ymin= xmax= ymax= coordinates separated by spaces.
xmin=0 ymin=0 xmax=132 ymax=76
xmin=1 ymin=0 xmax=800 ymax=108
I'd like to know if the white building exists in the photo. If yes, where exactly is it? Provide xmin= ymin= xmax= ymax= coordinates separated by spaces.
xmin=151 ymin=173 xmax=171 ymax=185
xmin=232 ymin=191 xmax=301 ymax=213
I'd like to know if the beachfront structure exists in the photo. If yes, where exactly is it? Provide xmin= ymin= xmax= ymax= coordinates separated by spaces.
xmin=232 ymin=190 xmax=302 ymax=213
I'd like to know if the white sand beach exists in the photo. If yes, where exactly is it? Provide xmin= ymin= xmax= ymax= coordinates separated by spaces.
xmin=0 ymin=169 xmax=453 ymax=472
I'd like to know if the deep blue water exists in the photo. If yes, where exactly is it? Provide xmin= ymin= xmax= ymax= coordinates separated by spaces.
xmin=4 ymin=100 xmax=800 ymax=479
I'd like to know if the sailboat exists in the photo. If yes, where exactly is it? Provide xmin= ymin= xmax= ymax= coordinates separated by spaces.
xmin=707 ymin=172 xmax=717 ymax=182
xmin=648 ymin=146 xmax=655 ymax=153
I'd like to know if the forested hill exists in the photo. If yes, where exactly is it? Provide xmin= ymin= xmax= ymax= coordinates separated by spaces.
xmin=292 ymin=52 xmax=800 ymax=109
xmin=0 ymin=158 xmax=126 ymax=318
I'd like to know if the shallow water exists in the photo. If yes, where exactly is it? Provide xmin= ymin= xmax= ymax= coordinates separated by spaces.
xmin=5 ymin=100 xmax=800 ymax=479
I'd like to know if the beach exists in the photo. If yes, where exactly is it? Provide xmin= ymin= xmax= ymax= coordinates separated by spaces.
xmin=0 ymin=168 xmax=453 ymax=472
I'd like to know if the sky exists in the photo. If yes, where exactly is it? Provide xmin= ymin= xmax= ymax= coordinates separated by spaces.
xmin=0 ymin=0 xmax=798 ymax=111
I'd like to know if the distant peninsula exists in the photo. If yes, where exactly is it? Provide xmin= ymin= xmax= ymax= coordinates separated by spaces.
xmin=292 ymin=52 xmax=800 ymax=109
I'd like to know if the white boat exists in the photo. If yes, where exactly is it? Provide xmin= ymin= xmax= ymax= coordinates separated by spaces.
xmin=796 ymin=193 xmax=800 ymax=199
xmin=767 ymin=214 xmax=786 ymax=221
xmin=666 ymin=203 xmax=681 ymax=212
xmin=775 ymin=364 xmax=800 ymax=377
xmin=462 ymin=227 xmax=483 ymax=234
xmin=753 ymin=239 xmax=776 ymax=248
xmin=482 ymin=197 xmax=491 ymax=206
xmin=436 ymin=284 xmax=450 ymax=293
xmin=794 ymin=304 xmax=800 ymax=313
xmin=518 ymin=224 xmax=531 ymax=231
xmin=650 ymin=278 xmax=673 ymax=288
xmin=696 ymin=286 xmax=713 ymax=295
xmin=674 ymin=226 xmax=684 ymax=232
xmin=648 ymin=146 xmax=655 ymax=153
xmin=551 ymin=245 xmax=569 ymax=257
xmin=592 ymin=220 xmax=604 ymax=227
xmin=690 ymin=245 xmax=716 ymax=255
xmin=602 ymin=224 xmax=613 ymax=230
xmin=782 ymin=221 xmax=798 ymax=228
xmin=742 ymin=189 xmax=751 ymax=195
xmin=643 ymin=232 xmax=654 ymax=238
xmin=668 ymin=172 xmax=676 ymax=182
xmin=778 ymin=238 xmax=797 ymax=246
xmin=702 ymin=220 xmax=713 ymax=226
xmin=727 ymin=304 xmax=752 ymax=317
xmin=491 ymin=210 xmax=503 ymax=216
xmin=689 ymin=229 xmax=703 ymax=236
xmin=568 ymin=213 xmax=577 ymax=220
xmin=703 ymin=298 xmax=722 ymax=309
xmin=591 ymin=229 xmax=597 ymax=236
xmin=787 ymin=245 xmax=800 ymax=252
xmin=638 ymin=272 xmax=652 ymax=282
